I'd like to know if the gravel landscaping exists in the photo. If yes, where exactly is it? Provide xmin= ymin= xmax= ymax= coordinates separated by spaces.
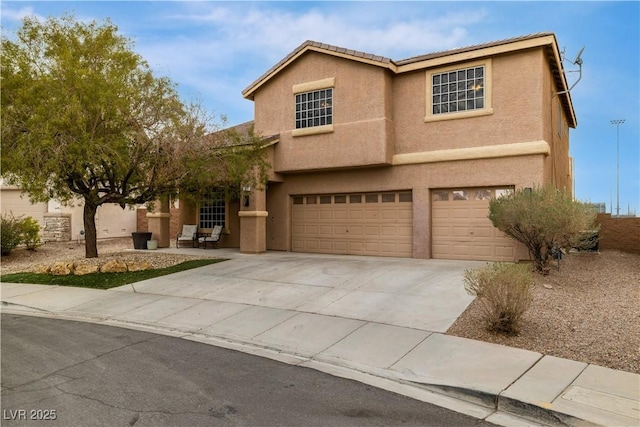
xmin=0 ymin=237 xmax=207 ymax=275
xmin=448 ymin=250 xmax=640 ymax=374
xmin=2 ymin=238 xmax=638 ymax=374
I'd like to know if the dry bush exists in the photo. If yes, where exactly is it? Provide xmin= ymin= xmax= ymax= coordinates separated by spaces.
xmin=488 ymin=185 xmax=598 ymax=274
xmin=463 ymin=262 xmax=533 ymax=335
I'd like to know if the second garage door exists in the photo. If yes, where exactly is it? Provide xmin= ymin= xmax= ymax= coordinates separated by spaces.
xmin=292 ymin=191 xmax=413 ymax=257
xmin=432 ymin=188 xmax=515 ymax=261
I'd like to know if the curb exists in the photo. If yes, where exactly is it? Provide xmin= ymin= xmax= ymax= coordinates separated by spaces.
xmin=0 ymin=302 xmax=605 ymax=427
xmin=497 ymin=396 xmax=598 ymax=427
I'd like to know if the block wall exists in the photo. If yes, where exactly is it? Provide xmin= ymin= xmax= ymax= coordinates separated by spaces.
xmin=596 ymin=214 xmax=640 ymax=254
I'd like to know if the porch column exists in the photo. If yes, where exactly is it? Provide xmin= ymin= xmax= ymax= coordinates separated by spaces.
xmin=147 ymin=196 xmax=171 ymax=248
xmin=239 ymin=187 xmax=267 ymax=254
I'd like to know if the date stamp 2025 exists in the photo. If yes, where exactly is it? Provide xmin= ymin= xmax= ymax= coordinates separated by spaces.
xmin=3 ymin=409 xmax=57 ymax=421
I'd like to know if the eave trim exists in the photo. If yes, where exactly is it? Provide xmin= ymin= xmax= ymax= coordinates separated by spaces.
xmin=392 ymin=141 xmax=551 ymax=166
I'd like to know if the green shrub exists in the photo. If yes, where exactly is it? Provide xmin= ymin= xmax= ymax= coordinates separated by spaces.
xmin=19 ymin=216 xmax=42 ymax=251
xmin=463 ymin=262 xmax=533 ymax=335
xmin=488 ymin=185 xmax=598 ymax=274
xmin=1 ymin=213 xmax=42 ymax=255
xmin=1 ymin=213 xmax=23 ymax=255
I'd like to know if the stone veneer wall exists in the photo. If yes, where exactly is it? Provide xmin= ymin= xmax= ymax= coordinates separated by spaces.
xmin=596 ymin=213 xmax=640 ymax=254
xmin=43 ymin=213 xmax=72 ymax=242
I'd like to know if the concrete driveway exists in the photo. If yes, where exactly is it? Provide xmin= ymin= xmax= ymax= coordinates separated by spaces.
xmin=115 ymin=250 xmax=485 ymax=333
xmin=4 ymin=251 xmax=637 ymax=426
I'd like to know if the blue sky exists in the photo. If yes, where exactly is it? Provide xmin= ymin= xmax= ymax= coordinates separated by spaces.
xmin=2 ymin=1 xmax=638 ymax=215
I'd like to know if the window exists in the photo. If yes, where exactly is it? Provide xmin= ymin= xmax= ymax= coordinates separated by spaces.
xmin=365 ymin=194 xmax=379 ymax=203
xmin=474 ymin=189 xmax=492 ymax=200
xmin=557 ymin=103 xmax=563 ymax=137
xmin=295 ymin=88 xmax=333 ymax=129
xmin=432 ymin=190 xmax=449 ymax=202
xmin=426 ymin=60 xmax=492 ymax=122
xmin=432 ymin=66 xmax=484 ymax=115
xmin=382 ymin=193 xmax=396 ymax=203
xmin=200 ymin=191 xmax=225 ymax=229
xmin=452 ymin=190 xmax=469 ymax=201
xmin=399 ymin=192 xmax=413 ymax=202
xmin=494 ymin=188 xmax=514 ymax=199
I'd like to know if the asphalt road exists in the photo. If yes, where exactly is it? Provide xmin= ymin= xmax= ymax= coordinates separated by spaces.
xmin=1 ymin=314 xmax=497 ymax=426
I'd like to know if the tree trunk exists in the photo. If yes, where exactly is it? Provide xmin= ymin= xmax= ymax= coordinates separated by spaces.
xmin=83 ymin=200 xmax=99 ymax=258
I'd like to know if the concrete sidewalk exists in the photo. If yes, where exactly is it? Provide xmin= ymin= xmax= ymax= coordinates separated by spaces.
xmin=1 ymin=251 xmax=638 ymax=427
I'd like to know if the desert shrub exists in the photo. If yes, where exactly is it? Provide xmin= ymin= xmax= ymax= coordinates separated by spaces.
xmin=463 ymin=262 xmax=533 ymax=335
xmin=1 ymin=213 xmax=42 ymax=255
xmin=488 ymin=185 xmax=598 ymax=274
xmin=1 ymin=213 xmax=23 ymax=255
xmin=19 ymin=216 xmax=42 ymax=251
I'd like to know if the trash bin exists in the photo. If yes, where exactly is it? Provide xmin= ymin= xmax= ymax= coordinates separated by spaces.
xmin=131 ymin=232 xmax=153 ymax=250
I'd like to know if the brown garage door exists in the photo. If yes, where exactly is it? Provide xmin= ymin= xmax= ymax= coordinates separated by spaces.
xmin=292 ymin=191 xmax=413 ymax=257
xmin=432 ymin=188 xmax=515 ymax=261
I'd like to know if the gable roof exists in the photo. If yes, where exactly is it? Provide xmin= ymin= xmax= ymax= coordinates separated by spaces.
xmin=395 ymin=32 xmax=555 ymax=66
xmin=204 ymin=120 xmax=279 ymax=149
xmin=242 ymin=41 xmax=394 ymax=100
xmin=242 ymin=33 xmax=577 ymax=127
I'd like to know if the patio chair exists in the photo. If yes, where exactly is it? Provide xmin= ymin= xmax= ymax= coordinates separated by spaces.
xmin=199 ymin=225 xmax=223 ymax=249
xmin=176 ymin=224 xmax=198 ymax=248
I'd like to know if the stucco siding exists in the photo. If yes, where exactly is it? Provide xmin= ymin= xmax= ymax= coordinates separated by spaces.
xmin=254 ymin=52 xmax=393 ymax=171
xmin=244 ymin=34 xmax=575 ymax=259
xmin=0 ymin=190 xmax=136 ymax=241
xmin=394 ymin=49 xmax=546 ymax=155
xmin=265 ymin=154 xmax=545 ymax=258
xmin=542 ymin=52 xmax=573 ymax=193
xmin=0 ymin=188 xmax=47 ymax=227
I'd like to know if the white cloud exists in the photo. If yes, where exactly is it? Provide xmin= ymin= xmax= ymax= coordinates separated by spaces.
xmin=130 ymin=3 xmax=490 ymax=125
xmin=160 ymin=3 xmax=488 ymax=61
xmin=0 ymin=5 xmax=43 ymax=23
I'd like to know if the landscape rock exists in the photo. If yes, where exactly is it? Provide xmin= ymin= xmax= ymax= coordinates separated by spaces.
xmin=100 ymin=259 xmax=128 ymax=273
xmin=33 ymin=264 xmax=51 ymax=274
xmin=127 ymin=261 xmax=153 ymax=272
xmin=50 ymin=261 xmax=74 ymax=276
xmin=74 ymin=263 xmax=100 ymax=276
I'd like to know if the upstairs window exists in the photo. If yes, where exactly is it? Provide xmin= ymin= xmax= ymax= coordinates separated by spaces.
xmin=295 ymin=88 xmax=333 ymax=129
xmin=432 ymin=65 xmax=485 ymax=115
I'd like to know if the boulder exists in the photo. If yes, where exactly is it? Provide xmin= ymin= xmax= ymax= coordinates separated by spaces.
xmin=100 ymin=259 xmax=128 ymax=273
xmin=50 ymin=261 xmax=74 ymax=276
xmin=74 ymin=263 xmax=99 ymax=276
xmin=127 ymin=261 xmax=153 ymax=272
xmin=33 ymin=264 xmax=51 ymax=274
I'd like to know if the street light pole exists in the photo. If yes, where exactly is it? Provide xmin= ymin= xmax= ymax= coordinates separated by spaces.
xmin=610 ymin=119 xmax=625 ymax=216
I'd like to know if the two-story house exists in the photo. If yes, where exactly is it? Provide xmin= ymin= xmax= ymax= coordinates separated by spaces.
xmin=177 ymin=32 xmax=576 ymax=262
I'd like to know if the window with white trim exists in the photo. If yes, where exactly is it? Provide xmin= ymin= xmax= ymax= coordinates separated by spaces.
xmin=432 ymin=65 xmax=485 ymax=115
xmin=199 ymin=191 xmax=225 ymax=229
xmin=295 ymin=88 xmax=333 ymax=129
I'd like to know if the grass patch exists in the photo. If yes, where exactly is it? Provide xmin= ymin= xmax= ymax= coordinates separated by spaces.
xmin=0 ymin=259 xmax=224 ymax=290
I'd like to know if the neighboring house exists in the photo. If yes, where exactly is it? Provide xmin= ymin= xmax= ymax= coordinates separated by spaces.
xmin=175 ymin=32 xmax=576 ymax=262
xmin=1 ymin=184 xmax=137 ymax=242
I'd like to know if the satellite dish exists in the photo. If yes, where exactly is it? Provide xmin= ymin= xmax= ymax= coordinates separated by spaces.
xmin=555 ymin=46 xmax=585 ymax=96
xmin=573 ymin=46 xmax=585 ymax=65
